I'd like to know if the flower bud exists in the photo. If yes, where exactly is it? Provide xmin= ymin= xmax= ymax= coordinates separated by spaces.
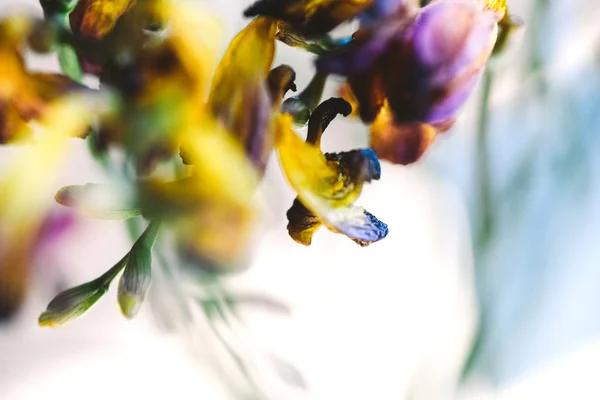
xmin=38 ymin=279 xmax=108 ymax=327
xmin=117 ymin=221 xmax=160 ymax=319
xmin=55 ymin=183 xmax=141 ymax=220
xmin=38 ymin=255 xmax=128 ymax=327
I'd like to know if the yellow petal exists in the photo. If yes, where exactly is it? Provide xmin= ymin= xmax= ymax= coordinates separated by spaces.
xmin=78 ymin=0 xmax=135 ymax=39
xmin=208 ymin=17 xmax=277 ymax=171
xmin=142 ymin=119 xmax=259 ymax=264
xmin=159 ymin=1 xmax=222 ymax=100
xmin=276 ymin=114 xmax=360 ymax=209
xmin=276 ymin=114 xmax=388 ymax=245
xmin=370 ymin=102 xmax=437 ymax=165
xmin=209 ymin=17 xmax=276 ymax=107
xmin=244 ymin=0 xmax=372 ymax=36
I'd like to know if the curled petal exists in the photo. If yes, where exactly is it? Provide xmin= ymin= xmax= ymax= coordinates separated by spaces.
xmin=337 ymin=82 xmax=360 ymax=118
xmin=209 ymin=17 xmax=277 ymax=173
xmin=332 ymin=206 xmax=388 ymax=246
xmin=72 ymin=0 xmax=135 ymax=39
xmin=209 ymin=17 xmax=276 ymax=117
xmin=306 ymin=97 xmax=352 ymax=146
xmin=316 ymin=17 xmax=405 ymax=76
xmin=277 ymin=114 xmax=360 ymax=208
xmin=244 ymin=0 xmax=372 ymax=37
xmin=370 ymin=103 xmax=437 ymax=165
xmin=267 ymin=65 xmax=297 ymax=106
xmin=277 ymin=115 xmax=387 ymax=245
xmin=324 ymin=148 xmax=381 ymax=183
xmin=286 ymin=198 xmax=322 ymax=246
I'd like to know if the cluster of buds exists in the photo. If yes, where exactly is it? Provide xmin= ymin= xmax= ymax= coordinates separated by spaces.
xmin=0 ymin=0 xmax=520 ymax=326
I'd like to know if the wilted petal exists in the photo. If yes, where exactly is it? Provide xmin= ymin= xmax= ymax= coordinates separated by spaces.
xmin=72 ymin=0 xmax=135 ymax=39
xmin=286 ymin=198 xmax=322 ymax=245
xmin=244 ymin=0 xmax=372 ymax=37
xmin=209 ymin=17 xmax=277 ymax=173
xmin=370 ymin=102 xmax=437 ymax=164
xmin=277 ymin=113 xmax=387 ymax=245
xmin=305 ymin=97 xmax=352 ymax=146
xmin=316 ymin=17 xmax=404 ymax=76
xmin=267 ymin=64 xmax=297 ymax=106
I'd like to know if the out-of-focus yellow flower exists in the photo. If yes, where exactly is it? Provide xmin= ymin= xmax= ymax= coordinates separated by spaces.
xmin=0 ymin=94 xmax=110 ymax=321
xmin=70 ymin=0 xmax=135 ymax=39
xmin=208 ymin=17 xmax=280 ymax=174
xmin=141 ymin=118 xmax=258 ymax=265
xmin=244 ymin=0 xmax=373 ymax=37
xmin=99 ymin=2 xmax=261 ymax=266
xmin=0 ymin=17 xmax=84 ymax=143
xmin=276 ymin=98 xmax=388 ymax=246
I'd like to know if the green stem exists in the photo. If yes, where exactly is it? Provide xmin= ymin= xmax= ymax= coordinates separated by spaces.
xmin=55 ymin=13 xmax=83 ymax=81
xmin=100 ymin=253 xmax=130 ymax=286
xmin=475 ymin=69 xmax=495 ymax=253
xmin=459 ymin=67 xmax=495 ymax=383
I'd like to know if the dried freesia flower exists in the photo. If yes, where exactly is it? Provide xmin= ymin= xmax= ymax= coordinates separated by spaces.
xmin=277 ymin=98 xmax=388 ymax=246
xmin=0 ymin=17 xmax=87 ymax=143
xmin=0 ymin=94 xmax=111 ymax=322
xmin=244 ymin=0 xmax=373 ymax=37
xmin=0 ymin=212 xmax=75 ymax=321
xmin=318 ymin=0 xmax=511 ymax=164
xmin=141 ymin=118 xmax=259 ymax=265
xmin=69 ymin=0 xmax=135 ymax=40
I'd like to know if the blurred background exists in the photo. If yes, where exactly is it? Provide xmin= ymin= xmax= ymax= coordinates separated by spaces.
xmin=1 ymin=0 xmax=600 ymax=399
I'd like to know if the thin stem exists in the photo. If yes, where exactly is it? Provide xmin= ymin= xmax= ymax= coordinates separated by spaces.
xmin=475 ymin=69 xmax=495 ymax=253
xmin=55 ymin=13 xmax=83 ymax=81
xmin=459 ymin=67 xmax=495 ymax=382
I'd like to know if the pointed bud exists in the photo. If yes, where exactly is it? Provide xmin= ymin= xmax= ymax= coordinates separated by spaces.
xmin=55 ymin=183 xmax=141 ymax=220
xmin=38 ymin=255 xmax=128 ymax=327
xmin=38 ymin=279 xmax=107 ymax=327
xmin=117 ymin=221 xmax=160 ymax=319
